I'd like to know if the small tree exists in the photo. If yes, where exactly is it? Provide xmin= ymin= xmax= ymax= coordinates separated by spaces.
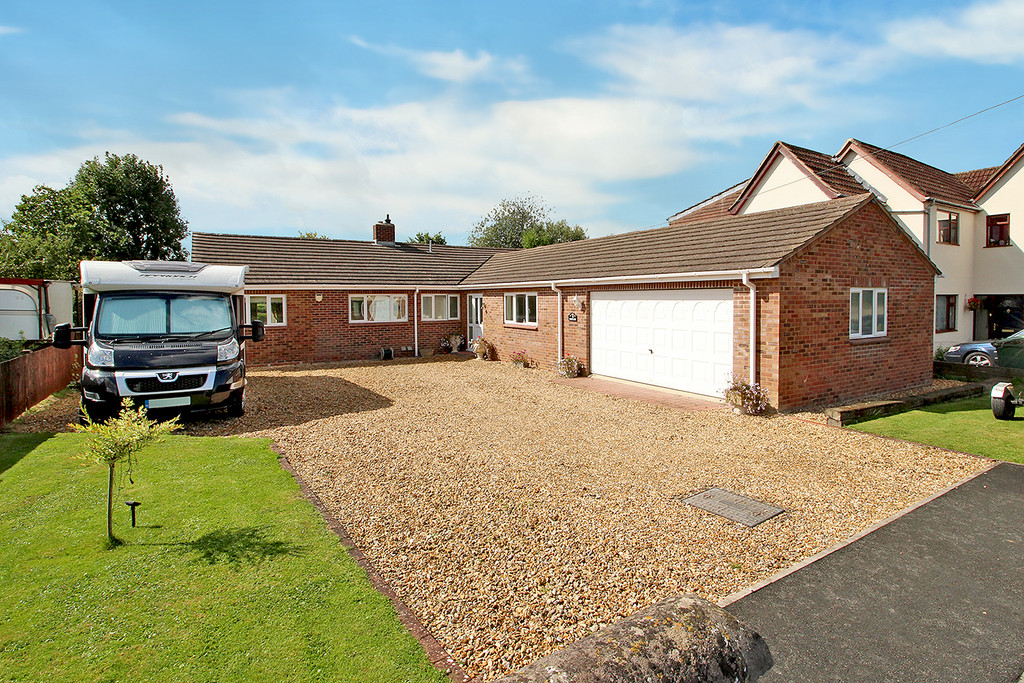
xmin=298 ymin=231 xmax=329 ymax=239
xmin=468 ymin=195 xmax=549 ymax=249
xmin=408 ymin=231 xmax=447 ymax=245
xmin=522 ymin=219 xmax=587 ymax=248
xmin=72 ymin=399 xmax=179 ymax=545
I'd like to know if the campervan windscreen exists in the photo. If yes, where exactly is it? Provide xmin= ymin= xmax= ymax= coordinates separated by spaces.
xmin=94 ymin=293 xmax=234 ymax=340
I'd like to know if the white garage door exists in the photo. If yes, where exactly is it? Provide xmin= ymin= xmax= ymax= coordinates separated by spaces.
xmin=590 ymin=290 xmax=734 ymax=398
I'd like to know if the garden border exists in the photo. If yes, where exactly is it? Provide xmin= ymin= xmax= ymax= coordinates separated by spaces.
xmin=273 ymin=445 xmax=472 ymax=683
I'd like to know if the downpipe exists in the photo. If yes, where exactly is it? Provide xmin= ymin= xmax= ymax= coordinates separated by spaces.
xmin=741 ymin=272 xmax=757 ymax=385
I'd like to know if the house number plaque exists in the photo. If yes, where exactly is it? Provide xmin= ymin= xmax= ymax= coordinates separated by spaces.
xmin=567 ymin=312 xmax=578 ymax=322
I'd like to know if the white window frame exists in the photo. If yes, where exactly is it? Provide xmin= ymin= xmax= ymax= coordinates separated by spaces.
xmin=246 ymin=294 xmax=287 ymax=326
xmin=849 ymin=288 xmax=887 ymax=339
xmin=421 ymin=294 xmax=460 ymax=321
xmin=504 ymin=292 xmax=538 ymax=326
xmin=349 ymin=294 xmax=408 ymax=323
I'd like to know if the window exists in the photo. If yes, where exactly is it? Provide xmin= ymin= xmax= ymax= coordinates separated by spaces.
xmin=849 ymin=288 xmax=887 ymax=338
xmin=935 ymin=295 xmax=957 ymax=333
xmin=504 ymin=292 xmax=538 ymax=325
xmin=349 ymin=294 xmax=407 ymax=323
xmin=422 ymin=294 xmax=460 ymax=321
xmin=247 ymin=294 xmax=286 ymax=326
xmin=937 ymin=211 xmax=959 ymax=245
xmin=987 ymin=214 xmax=1010 ymax=247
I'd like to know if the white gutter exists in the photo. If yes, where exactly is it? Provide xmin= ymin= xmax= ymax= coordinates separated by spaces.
xmin=459 ymin=267 xmax=779 ymax=291
xmin=741 ymin=271 xmax=757 ymax=385
xmin=413 ymin=287 xmax=420 ymax=357
xmin=241 ymin=268 xmax=780 ymax=293
xmin=550 ymin=282 xmax=563 ymax=360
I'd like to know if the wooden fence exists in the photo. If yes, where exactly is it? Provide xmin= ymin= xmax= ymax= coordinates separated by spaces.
xmin=0 ymin=345 xmax=79 ymax=429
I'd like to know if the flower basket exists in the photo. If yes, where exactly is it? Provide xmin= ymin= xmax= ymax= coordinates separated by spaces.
xmin=439 ymin=337 xmax=452 ymax=354
xmin=966 ymin=297 xmax=984 ymax=312
xmin=556 ymin=354 xmax=583 ymax=378
xmin=509 ymin=350 xmax=529 ymax=368
xmin=723 ymin=375 xmax=771 ymax=415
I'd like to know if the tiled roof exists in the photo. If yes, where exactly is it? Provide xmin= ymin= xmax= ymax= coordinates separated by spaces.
xmin=461 ymin=195 xmax=875 ymax=286
xmin=783 ymin=143 xmax=868 ymax=197
xmin=954 ymin=167 xmax=999 ymax=194
xmin=191 ymin=233 xmax=511 ymax=287
xmin=849 ymin=140 xmax=977 ymax=204
xmin=668 ymin=185 xmax=744 ymax=225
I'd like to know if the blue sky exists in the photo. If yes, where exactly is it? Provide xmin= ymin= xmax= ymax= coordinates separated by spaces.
xmin=2 ymin=0 xmax=1023 ymax=247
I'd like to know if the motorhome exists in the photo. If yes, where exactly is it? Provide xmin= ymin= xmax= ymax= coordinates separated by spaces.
xmin=53 ymin=260 xmax=264 ymax=421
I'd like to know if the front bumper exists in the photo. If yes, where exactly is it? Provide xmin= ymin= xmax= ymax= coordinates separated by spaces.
xmin=81 ymin=361 xmax=245 ymax=415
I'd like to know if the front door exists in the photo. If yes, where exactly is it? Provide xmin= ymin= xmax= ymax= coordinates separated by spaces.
xmin=467 ymin=294 xmax=483 ymax=341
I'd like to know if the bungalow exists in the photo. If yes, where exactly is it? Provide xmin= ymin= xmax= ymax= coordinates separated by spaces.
xmin=193 ymin=195 xmax=937 ymax=412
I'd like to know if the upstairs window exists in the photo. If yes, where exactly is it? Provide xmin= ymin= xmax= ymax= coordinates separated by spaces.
xmin=935 ymin=295 xmax=957 ymax=333
xmin=937 ymin=211 xmax=959 ymax=245
xmin=422 ymin=294 xmax=460 ymax=321
xmin=850 ymin=288 xmax=887 ymax=339
xmin=350 ymin=294 xmax=407 ymax=323
xmin=987 ymin=214 xmax=1010 ymax=247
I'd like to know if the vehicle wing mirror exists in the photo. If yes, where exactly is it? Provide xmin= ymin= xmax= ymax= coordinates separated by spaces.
xmin=246 ymin=319 xmax=266 ymax=342
xmin=52 ymin=323 xmax=71 ymax=349
xmin=52 ymin=323 xmax=86 ymax=348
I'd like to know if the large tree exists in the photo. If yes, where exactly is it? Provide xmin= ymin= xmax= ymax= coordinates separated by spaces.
xmin=1 ymin=153 xmax=189 ymax=279
xmin=468 ymin=195 xmax=587 ymax=249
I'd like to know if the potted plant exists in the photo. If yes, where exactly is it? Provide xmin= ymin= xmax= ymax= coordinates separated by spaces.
xmin=449 ymin=334 xmax=465 ymax=352
xmin=723 ymin=375 xmax=771 ymax=415
xmin=556 ymin=354 xmax=583 ymax=378
xmin=439 ymin=337 xmax=452 ymax=354
xmin=472 ymin=338 xmax=491 ymax=360
xmin=509 ymin=350 xmax=529 ymax=368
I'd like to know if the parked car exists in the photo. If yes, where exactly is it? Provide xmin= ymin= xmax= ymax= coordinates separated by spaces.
xmin=992 ymin=329 xmax=1024 ymax=369
xmin=943 ymin=340 xmax=998 ymax=366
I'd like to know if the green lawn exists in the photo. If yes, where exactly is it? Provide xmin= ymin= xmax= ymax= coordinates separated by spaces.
xmin=0 ymin=432 xmax=447 ymax=683
xmin=851 ymin=396 xmax=1024 ymax=464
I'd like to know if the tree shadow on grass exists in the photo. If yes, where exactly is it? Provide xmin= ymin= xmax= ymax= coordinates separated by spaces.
xmin=919 ymin=396 xmax=1023 ymax=419
xmin=148 ymin=526 xmax=305 ymax=566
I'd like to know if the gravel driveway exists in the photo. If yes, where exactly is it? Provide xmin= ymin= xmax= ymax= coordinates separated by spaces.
xmin=15 ymin=357 xmax=989 ymax=679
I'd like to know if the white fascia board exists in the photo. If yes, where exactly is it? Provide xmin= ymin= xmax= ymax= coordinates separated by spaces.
xmin=242 ymin=284 xmax=461 ymax=291
xmin=457 ymin=267 xmax=780 ymax=290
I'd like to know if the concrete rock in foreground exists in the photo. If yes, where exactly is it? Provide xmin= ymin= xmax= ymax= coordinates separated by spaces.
xmin=493 ymin=594 xmax=772 ymax=683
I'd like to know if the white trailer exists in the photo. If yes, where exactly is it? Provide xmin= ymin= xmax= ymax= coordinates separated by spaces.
xmin=0 ymin=278 xmax=74 ymax=340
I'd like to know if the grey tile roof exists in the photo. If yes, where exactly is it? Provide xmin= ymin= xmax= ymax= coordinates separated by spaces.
xmin=461 ymin=195 xmax=876 ymax=285
xmin=191 ymin=233 xmax=511 ymax=287
xmin=783 ymin=143 xmax=868 ymax=197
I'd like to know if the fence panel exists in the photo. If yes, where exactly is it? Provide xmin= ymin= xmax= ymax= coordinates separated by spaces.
xmin=0 ymin=345 xmax=79 ymax=429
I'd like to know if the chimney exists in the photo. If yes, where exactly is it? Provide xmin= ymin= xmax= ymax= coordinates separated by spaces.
xmin=373 ymin=215 xmax=396 ymax=245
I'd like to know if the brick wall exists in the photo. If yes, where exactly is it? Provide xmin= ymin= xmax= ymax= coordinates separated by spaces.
xmin=768 ymin=202 xmax=935 ymax=410
xmin=245 ymin=289 xmax=467 ymax=365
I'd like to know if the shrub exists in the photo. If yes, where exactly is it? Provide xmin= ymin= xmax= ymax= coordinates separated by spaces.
xmin=724 ymin=376 xmax=771 ymax=415
xmin=934 ymin=345 xmax=950 ymax=361
xmin=509 ymin=350 xmax=529 ymax=366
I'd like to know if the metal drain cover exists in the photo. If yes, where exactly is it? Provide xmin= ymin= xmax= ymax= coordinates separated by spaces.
xmin=683 ymin=488 xmax=784 ymax=527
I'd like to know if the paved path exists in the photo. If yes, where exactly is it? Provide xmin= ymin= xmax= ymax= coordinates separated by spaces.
xmin=726 ymin=462 xmax=1024 ymax=682
xmin=552 ymin=375 xmax=726 ymax=411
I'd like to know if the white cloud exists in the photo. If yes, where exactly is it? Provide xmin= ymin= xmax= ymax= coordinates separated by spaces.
xmin=887 ymin=0 xmax=1024 ymax=64
xmin=350 ymin=36 xmax=530 ymax=85
xmin=566 ymin=23 xmax=881 ymax=108
xmin=0 ymin=26 xmax=23 ymax=35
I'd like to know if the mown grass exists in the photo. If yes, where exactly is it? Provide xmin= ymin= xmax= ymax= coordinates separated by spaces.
xmin=0 ymin=432 xmax=447 ymax=682
xmin=851 ymin=396 xmax=1024 ymax=464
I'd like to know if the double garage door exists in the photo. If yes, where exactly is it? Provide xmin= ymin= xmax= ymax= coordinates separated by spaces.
xmin=590 ymin=290 xmax=734 ymax=398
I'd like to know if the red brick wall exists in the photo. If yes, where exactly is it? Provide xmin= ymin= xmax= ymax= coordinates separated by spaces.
xmin=244 ymin=289 xmax=466 ymax=365
xmin=768 ymin=202 xmax=934 ymax=410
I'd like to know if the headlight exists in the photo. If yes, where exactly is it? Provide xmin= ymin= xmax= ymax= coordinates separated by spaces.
xmin=87 ymin=343 xmax=114 ymax=368
xmin=947 ymin=345 xmax=961 ymax=353
xmin=217 ymin=338 xmax=239 ymax=362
